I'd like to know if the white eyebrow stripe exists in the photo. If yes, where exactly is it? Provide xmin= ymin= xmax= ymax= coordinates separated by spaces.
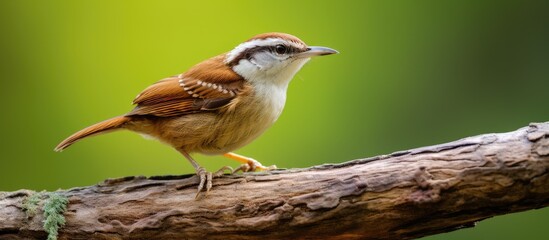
xmin=225 ymin=38 xmax=305 ymax=64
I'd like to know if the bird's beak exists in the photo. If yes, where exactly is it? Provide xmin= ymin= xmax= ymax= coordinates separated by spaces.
xmin=296 ymin=46 xmax=339 ymax=59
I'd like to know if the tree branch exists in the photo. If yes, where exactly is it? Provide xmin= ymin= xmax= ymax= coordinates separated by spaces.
xmin=1 ymin=122 xmax=549 ymax=239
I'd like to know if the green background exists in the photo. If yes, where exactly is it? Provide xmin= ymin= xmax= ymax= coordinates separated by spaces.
xmin=1 ymin=0 xmax=548 ymax=239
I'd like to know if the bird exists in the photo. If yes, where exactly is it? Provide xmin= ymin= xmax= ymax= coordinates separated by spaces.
xmin=54 ymin=32 xmax=338 ymax=196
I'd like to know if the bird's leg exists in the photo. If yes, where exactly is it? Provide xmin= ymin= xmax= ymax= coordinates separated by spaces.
xmin=179 ymin=150 xmax=233 ymax=198
xmin=223 ymin=152 xmax=277 ymax=173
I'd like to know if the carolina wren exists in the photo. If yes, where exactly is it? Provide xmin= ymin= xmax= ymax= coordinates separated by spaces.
xmin=55 ymin=32 xmax=337 ymax=195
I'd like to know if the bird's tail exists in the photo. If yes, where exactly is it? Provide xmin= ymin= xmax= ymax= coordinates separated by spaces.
xmin=54 ymin=116 xmax=131 ymax=152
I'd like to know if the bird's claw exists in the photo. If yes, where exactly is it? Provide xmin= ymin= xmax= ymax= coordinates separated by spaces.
xmin=195 ymin=166 xmax=233 ymax=199
xmin=233 ymin=158 xmax=277 ymax=174
xmin=194 ymin=160 xmax=275 ymax=199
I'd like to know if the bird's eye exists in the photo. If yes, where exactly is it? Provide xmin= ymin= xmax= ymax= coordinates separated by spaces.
xmin=274 ymin=44 xmax=287 ymax=55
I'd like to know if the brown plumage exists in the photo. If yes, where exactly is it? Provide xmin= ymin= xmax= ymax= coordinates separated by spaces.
xmin=55 ymin=32 xmax=338 ymax=195
xmin=55 ymin=116 xmax=131 ymax=151
xmin=54 ymin=53 xmax=246 ymax=152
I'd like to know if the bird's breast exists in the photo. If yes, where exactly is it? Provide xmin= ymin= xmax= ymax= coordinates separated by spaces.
xmin=199 ymin=83 xmax=288 ymax=154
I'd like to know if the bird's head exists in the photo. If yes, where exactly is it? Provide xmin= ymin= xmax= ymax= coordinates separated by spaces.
xmin=225 ymin=33 xmax=338 ymax=86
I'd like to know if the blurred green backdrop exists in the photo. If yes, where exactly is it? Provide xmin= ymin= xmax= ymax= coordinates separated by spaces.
xmin=1 ymin=0 xmax=548 ymax=239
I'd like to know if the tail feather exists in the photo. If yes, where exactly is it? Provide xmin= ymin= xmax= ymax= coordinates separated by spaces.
xmin=54 ymin=116 xmax=131 ymax=152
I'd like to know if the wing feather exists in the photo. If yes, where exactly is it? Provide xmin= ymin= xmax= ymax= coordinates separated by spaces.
xmin=127 ymin=54 xmax=246 ymax=117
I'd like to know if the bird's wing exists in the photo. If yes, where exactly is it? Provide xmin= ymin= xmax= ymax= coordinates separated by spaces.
xmin=128 ymin=55 xmax=246 ymax=117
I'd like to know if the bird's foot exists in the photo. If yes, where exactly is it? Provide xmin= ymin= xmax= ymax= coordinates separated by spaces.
xmin=233 ymin=158 xmax=277 ymax=173
xmin=195 ymin=165 xmax=233 ymax=199
xmin=223 ymin=152 xmax=277 ymax=173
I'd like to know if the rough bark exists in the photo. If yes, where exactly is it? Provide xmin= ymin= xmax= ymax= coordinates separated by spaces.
xmin=1 ymin=122 xmax=549 ymax=240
